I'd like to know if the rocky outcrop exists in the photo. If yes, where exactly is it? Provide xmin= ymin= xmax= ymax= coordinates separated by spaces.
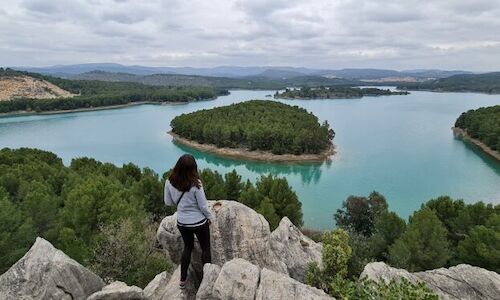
xmin=0 ymin=237 xmax=104 ymax=300
xmin=361 ymin=262 xmax=500 ymax=300
xmin=195 ymin=258 xmax=333 ymax=300
xmin=144 ymin=264 xmax=201 ymax=300
xmin=157 ymin=200 xmax=322 ymax=282
xmin=87 ymin=281 xmax=145 ymax=300
xmin=269 ymin=217 xmax=322 ymax=282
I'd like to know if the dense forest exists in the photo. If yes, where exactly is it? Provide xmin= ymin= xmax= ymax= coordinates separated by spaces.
xmin=398 ymin=72 xmax=500 ymax=93
xmin=0 ymin=148 xmax=301 ymax=286
xmin=306 ymin=192 xmax=499 ymax=298
xmin=274 ymin=86 xmax=409 ymax=99
xmin=171 ymin=100 xmax=335 ymax=155
xmin=455 ymin=105 xmax=500 ymax=151
xmin=0 ymin=68 xmax=227 ymax=114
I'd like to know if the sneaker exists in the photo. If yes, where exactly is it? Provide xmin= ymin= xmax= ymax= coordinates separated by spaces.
xmin=179 ymin=279 xmax=188 ymax=289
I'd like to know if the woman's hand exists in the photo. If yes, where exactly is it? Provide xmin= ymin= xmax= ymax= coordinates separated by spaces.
xmin=208 ymin=219 xmax=212 ymax=226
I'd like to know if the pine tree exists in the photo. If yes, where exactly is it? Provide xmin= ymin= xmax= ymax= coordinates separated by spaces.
xmin=224 ymin=169 xmax=244 ymax=200
xmin=389 ymin=208 xmax=450 ymax=271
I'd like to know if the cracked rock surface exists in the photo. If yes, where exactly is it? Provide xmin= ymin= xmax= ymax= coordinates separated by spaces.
xmin=87 ymin=281 xmax=145 ymax=300
xmin=195 ymin=258 xmax=333 ymax=300
xmin=361 ymin=262 xmax=500 ymax=300
xmin=0 ymin=237 xmax=104 ymax=300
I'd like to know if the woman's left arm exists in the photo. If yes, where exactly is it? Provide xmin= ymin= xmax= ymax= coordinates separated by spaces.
xmin=196 ymin=185 xmax=214 ymax=220
xmin=163 ymin=180 xmax=174 ymax=206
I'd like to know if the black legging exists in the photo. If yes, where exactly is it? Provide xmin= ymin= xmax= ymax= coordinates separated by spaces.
xmin=177 ymin=221 xmax=211 ymax=281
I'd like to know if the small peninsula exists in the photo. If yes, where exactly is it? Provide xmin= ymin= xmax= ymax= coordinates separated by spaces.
xmin=453 ymin=105 xmax=500 ymax=161
xmin=274 ymin=86 xmax=408 ymax=99
xmin=169 ymin=100 xmax=335 ymax=161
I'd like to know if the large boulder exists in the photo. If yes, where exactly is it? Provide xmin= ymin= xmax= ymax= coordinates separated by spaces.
xmin=195 ymin=258 xmax=333 ymax=300
xmin=87 ymin=281 xmax=145 ymax=300
xmin=0 ymin=237 xmax=104 ymax=300
xmin=157 ymin=200 xmax=321 ymax=282
xmin=256 ymin=268 xmax=333 ymax=300
xmin=269 ymin=217 xmax=322 ymax=282
xmin=195 ymin=264 xmax=221 ymax=300
xmin=157 ymin=201 xmax=286 ymax=274
xmin=208 ymin=258 xmax=260 ymax=300
xmin=143 ymin=271 xmax=172 ymax=300
xmin=361 ymin=262 xmax=500 ymax=300
xmin=144 ymin=264 xmax=201 ymax=300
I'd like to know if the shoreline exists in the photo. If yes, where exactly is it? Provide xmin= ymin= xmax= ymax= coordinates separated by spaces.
xmin=452 ymin=127 xmax=500 ymax=161
xmin=168 ymin=131 xmax=336 ymax=162
xmin=0 ymin=97 xmax=216 ymax=118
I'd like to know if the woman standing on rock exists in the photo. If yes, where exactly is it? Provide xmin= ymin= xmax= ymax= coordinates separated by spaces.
xmin=164 ymin=154 xmax=214 ymax=289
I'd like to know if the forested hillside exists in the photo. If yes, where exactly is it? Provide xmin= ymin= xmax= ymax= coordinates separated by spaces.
xmin=455 ymin=105 xmax=500 ymax=151
xmin=71 ymin=70 xmax=359 ymax=89
xmin=170 ymin=100 xmax=335 ymax=155
xmin=274 ymin=86 xmax=409 ymax=99
xmin=0 ymin=68 xmax=226 ymax=114
xmin=398 ymin=72 xmax=500 ymax=93
xmin=0 ymin=148 xmax=301 ymax=286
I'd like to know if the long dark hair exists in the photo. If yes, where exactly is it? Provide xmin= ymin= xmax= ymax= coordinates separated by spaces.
xmin=169 ymin=154 xmax=201 ymax=192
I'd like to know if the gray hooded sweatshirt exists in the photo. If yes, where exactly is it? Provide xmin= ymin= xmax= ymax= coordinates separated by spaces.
xmin=164 ymin=180 xmax=214 ymax=226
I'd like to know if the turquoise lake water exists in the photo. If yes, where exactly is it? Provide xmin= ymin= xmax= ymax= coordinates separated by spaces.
xmin=0 ymin=90 xmax=499 ymax=228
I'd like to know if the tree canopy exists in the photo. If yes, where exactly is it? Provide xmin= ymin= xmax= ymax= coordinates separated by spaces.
xmin=389 ymin=208 xmax=450 ymax=272
xmin=171 ymin=100 xmax=335 ymax=155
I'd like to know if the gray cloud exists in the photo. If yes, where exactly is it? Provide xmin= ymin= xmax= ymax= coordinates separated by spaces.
xmin=1 ymin=0 xmax=499 ymax=71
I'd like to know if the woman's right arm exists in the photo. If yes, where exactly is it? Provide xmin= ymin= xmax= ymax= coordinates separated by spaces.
xmin=163 ymin=181 xmax=174 ymax=206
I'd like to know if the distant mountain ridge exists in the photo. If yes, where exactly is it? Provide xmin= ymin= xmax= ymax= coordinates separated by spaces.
xmin=398 ymin=72 xmax=500 ymax=93
xmin=13 ymin=63 xmax=473 ymax=81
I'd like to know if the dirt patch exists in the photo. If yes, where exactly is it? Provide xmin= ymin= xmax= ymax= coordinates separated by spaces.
xmin=168 ymin=131 xmax=335 ymax=162
xmin=0 ymin=76 xmax=76 ymax=101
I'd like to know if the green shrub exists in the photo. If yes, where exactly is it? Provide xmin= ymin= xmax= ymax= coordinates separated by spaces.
xmin=306 ymin=228 xmax=438 ymax=299
xmin=89 ymin=218 xmax=172 ymax=288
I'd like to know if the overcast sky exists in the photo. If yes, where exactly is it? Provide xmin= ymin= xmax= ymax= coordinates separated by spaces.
xmin=1 ymin=0 xmax=499 ymax=71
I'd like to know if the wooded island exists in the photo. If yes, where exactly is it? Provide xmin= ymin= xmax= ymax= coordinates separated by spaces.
xmin=274 ymin=86 xmax=408 ymax=99
xmin=170 ymin=100 xmax=335 ymax=160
